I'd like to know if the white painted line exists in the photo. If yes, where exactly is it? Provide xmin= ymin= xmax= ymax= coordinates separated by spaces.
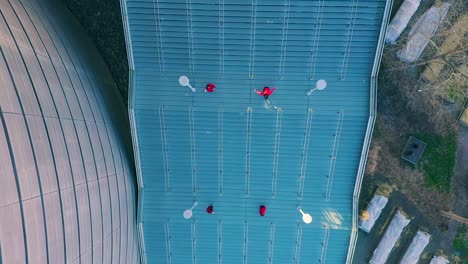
xmin=320 ymin=227 xmax=330 ymax=264
xmin=218 ymin=108 xmax=224 ymax=196
xmin=245 ymin=107 xmax=253 ymax=196
xmin=272 ymin=108 xmax=282 ymax=197
xmin=189 ymin=107 xmax=197 ymax=194
xmin=326 ymin=110 xmax=344 ymax=200
xmin=298 ymin=108 xmax=313 ymax=199
xmin=159 ymin=105 xmax=170 ymax=192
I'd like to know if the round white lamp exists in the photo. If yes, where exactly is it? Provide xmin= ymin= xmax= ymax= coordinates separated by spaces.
xmin=179 ymin=75 xmax=196 ymax=92
xmin=297 ymin=206 xmax=313 ymax=224
xmin=183 ymin=201 xmax=198 ymax=219
xmin=307 ymin=79 xmax=327 ymax=96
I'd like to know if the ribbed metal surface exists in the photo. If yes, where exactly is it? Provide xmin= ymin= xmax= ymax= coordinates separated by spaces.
xmin=124 ymin=0 xmax=387 ymax=263
xmin=0 ymin=0 xmax=139 ymax=263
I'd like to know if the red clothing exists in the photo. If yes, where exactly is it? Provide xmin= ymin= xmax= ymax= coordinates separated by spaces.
xmin=205 ymin=83 xmax=216 ymax=93
xmin=255 ymin=87 xmax=276 ymax=96
xmin=259 ymin=205 xmax=266 ymax=216
xmin=206 ymin=205 xmax=214 ymax=214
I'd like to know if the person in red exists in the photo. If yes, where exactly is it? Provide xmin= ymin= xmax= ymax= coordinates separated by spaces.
xmin=259 ymin=205 xmax=266 ymax=216
xmin=255 ymin=87 xmax=276 ymax=100
xmin=206 ymin=205 xmax=214 ymax=214
xmin=205 ymin=83 xmax=216 ymax=93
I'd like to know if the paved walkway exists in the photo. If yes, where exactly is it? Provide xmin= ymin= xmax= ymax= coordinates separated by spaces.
xmin=454 ymin=126 xmax=467 ymax=216
xmin=448 ymin=126 xmax=468 ymax=232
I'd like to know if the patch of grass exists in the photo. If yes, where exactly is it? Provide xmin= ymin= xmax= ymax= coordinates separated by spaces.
xmin=444 ymin=82 xmax=466 ymax=106
xmin=454 ymin=226 xmax=468 ymax=256
xmin=414 ymin=132 xmax=457 ymax=192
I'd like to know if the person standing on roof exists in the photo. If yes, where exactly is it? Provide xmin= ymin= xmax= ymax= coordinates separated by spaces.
xmin=259 ymin=205 xmax=267 ymax=216
xmin=255 ymin=87 xmax=276 ymax=100
xmin=205 ymin=83 xmax=216 ymax=93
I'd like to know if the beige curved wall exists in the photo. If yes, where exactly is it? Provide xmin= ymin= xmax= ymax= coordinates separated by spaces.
xmin=0 ymin=0 xmax=139 ymax=263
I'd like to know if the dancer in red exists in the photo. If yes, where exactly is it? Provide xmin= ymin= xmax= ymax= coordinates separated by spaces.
xmin=259 ymin=205 xmax=266 ymax=216
xmin=205 ymin=83 xmax=216 ymax=93
xmin=255 ymin=87 xmax=276 ymax=100
xmin=206 ymin=205 xmax=214 ymax=214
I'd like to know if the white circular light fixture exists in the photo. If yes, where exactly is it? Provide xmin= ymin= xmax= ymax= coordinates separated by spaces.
xmin=316 ymin=79 xmax=327 ymax=90
xmin=307 ymin=79 xmax=327 ymax=96
xmin=183 ymin=201 xmax=198 ymax=219
xmin=183 ymin=210 xmax=193 ymax=219
xmin=297 ymin=206 xmax=313 ymax=224
xmin=179 ymin=75 xmax=196 ymax=92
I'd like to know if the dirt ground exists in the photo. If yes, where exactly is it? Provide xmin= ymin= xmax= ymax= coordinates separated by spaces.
xmin=354 ymin=126 xmax=467 ymax=263
xmin=354 ymin=176 xmax=450 ymax=263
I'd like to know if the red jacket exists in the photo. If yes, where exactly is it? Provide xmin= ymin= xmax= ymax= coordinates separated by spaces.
xmin=206 ymin=83 xmax=216 ymax=92
xmin=259 ymin=205 xmax=266 ymax=216
xmin=256 ymin=87 xmax=276 ymax=96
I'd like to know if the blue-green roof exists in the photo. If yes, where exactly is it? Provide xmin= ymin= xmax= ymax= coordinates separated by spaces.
xmin=122 ymin=0 xmax=391 ymax=263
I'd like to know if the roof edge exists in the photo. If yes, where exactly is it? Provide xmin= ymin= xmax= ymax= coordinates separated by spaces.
xmin=119 ymin=0 xmax=147 ymax=263
xmin=345 ymin=0 xmax=394 ymax=263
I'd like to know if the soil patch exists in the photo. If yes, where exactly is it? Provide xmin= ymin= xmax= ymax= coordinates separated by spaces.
xmin=354 ymin=174 xmax=460 ymax=263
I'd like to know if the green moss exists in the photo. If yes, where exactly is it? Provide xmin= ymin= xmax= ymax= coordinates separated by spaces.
xmin=454 ymin=226 xmax=468 ymax=255
xmin=445 ymin=82 xmax=466 ymax=106
xmin=414 ymin=132 xmax=457 ymax=192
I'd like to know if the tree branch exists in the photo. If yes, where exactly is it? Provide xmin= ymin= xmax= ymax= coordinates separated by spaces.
xmin=384 ymin=47 xmax=468 ymax=72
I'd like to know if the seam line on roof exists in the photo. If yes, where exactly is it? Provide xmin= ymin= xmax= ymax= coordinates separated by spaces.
xmin=298 ymin=108 xmax=313 ymax=199
xmin=152 ymin=0 xmax=165 ymax=74
xmin=218 ymin=220 xmax=223 ymax=263
xmin=243 ymin=222 xmax=248 ymax=264
xmin=191 ymin=220 xmax=197 ymax=264
xmin=320 ymin=227 xmax=330 ymax=263
xmin=248 ymin=0 xmax=257 ymax=79
xmin=340 ymin=0 xmax=359 ymax=80
xmin=278 ymin=0 xmax=290 ymax=79
xmin=186 ymin=0 xmax=195 ymax=74
xmin=271 ymin=108 xmax=282 ymax=197
xmin=159 ymin=105 xmax=171 ymax=192
xmin=308 ymin=0 xmax=324 ymax=80
xmin=245 ymin=107 xmax=253 ymax=196
xmin=294 ymin=224 xmax=302 ymax=264
xmin=219 ymin=0 xmax=224 ymax=78
xmin=218 ymin=108 xmax=224 ymax=196
xmin=326 ymin=110 xmax=345 ymax=200
xmin=189 ymin=107 xmax=197 ymax=194
xmin=268 ymin=223 xmax=275 ymax=264
xmin=165 ymin=220 xmax=172 ymax=264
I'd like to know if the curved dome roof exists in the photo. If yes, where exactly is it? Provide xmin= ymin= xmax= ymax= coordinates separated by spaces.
xmin=0 ymin=0 xmax=139 ymax=263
